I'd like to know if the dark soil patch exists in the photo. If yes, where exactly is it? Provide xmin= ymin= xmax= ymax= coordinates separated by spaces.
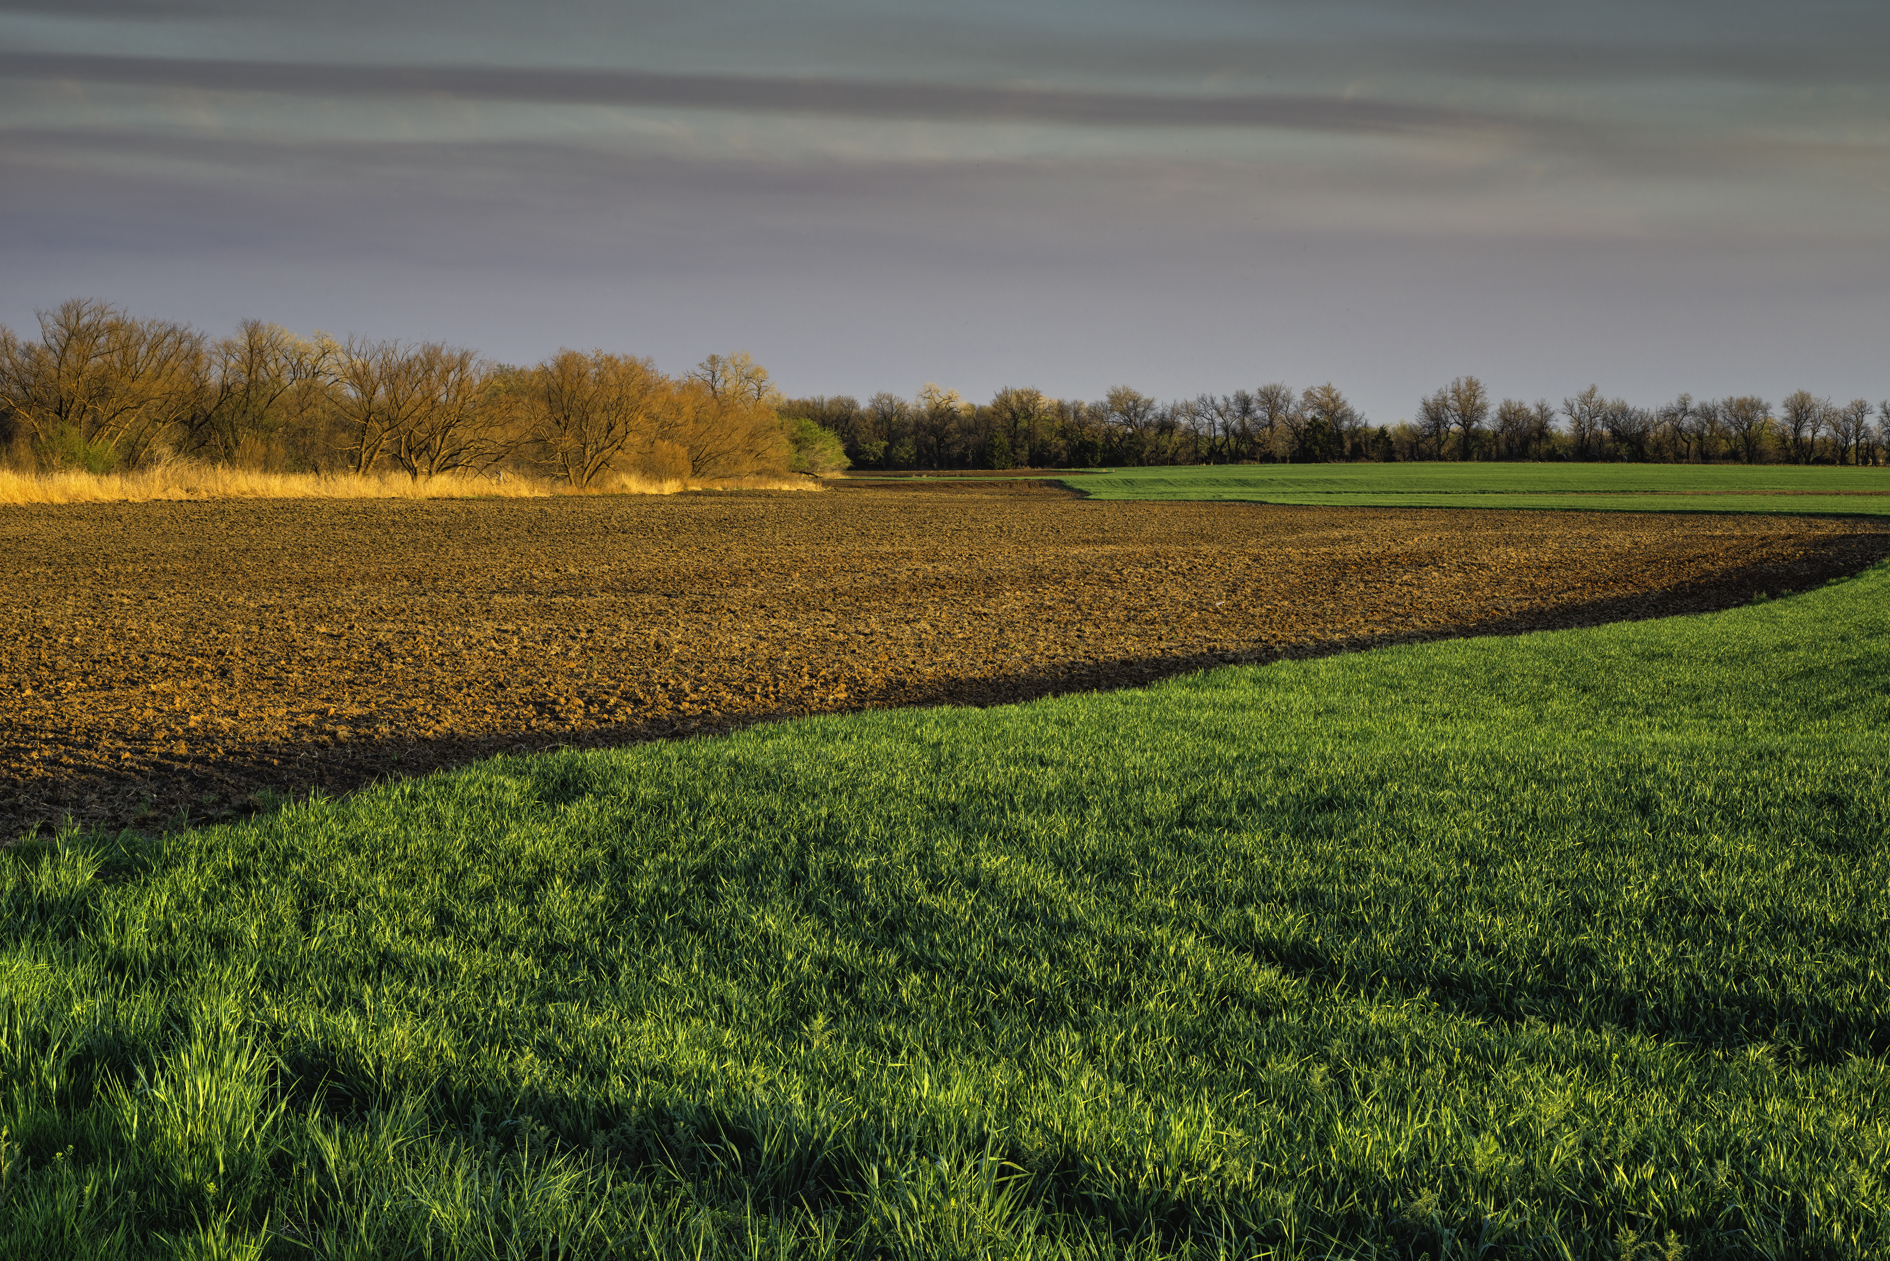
xmin=5 ymin=489 xmax=1887 ymax=839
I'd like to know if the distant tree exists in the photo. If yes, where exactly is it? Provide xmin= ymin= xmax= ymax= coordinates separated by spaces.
xmin=1870 ymin=402 xmax=1890 ymax=466
xmin=0 ymin=298 xmax=207 ymax=471
xmin=911 ymin=383 xmax=967 ymax=468
xmin=1657 ymin=394 xmax=1699 ymax=464
xmin=780 ymin=395 xmax=873 ymax=465
xmin=1526 ymin=401 xmax=1558 ymax=460
xmin=1493 ymin=398 xmax=1532 ymax=460
xmin=332 ymin=338 xmax=431 ymax=476
xmin=1100 ymin=386 xmax=1161 ymax=465
xmin=1829 ymin=399 xmax=1872 ymax=466
xmin=1694 ymin=398 xmax=1727 ymax=463
xmin=1719 ymin=396 xmax=1773 ymax=464
xmin=689 ymin=351 xmax=778 ymax=407
xmin=177 ymin=320 xmax=331 ymax=467
xmin=1219 ymin=390 xmax=1264 ymax=462
xmin=675 ymin=352 xmax=791 ymax=479
xmin=987 ymin=386 xmax=1051 ymax=469
xmin=382 ymin=344 xmax=508 ymax=482
xmin=1252 ymin=383 xmax=1298 ymax=461
xmin=1562 ymin=386 xmax=1609 ymax=461
xmin=1443 ymin=377 xmax=1489 ymax=460
xmin=517 ymin=349 xmax=667 ymax=488
xmin=1778 ymin=390 xmax=1826 ymax=464
xmin=1416 ymin=386 xmax=1452 ymax=461
xmin=1607 ymin=399 xmax=1654 ymax=462
xmin=786 ymin=417 xmax=850 ymax=475
xmin=1300 ymin=383 xmax=1361 ymax=462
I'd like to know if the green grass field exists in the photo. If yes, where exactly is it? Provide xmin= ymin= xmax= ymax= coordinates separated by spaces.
xmin=1069 ymin=464 xmax=1890 ymax=516
xmin=5 ymin=567 xmax=1889 ymax=1258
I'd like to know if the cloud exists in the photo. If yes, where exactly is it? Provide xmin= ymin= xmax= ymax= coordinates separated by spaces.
xmin=0 ymin=51 xmax=1493 ymax=134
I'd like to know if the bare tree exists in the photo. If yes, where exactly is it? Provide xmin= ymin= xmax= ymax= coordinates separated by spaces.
xmin=1417 ymin=386 xmax=1452 ymax=461
xmin=1657 ymin=394 xmax=1699 ymax=464
xmin=1222 ymin=389 xmax=1263 ymax=462
xmin=1252 ymin=383 xmax=1298 ymax=461
xmin=1778 ymin=390 xmax=1827 ymax=464
xmin=0 ymin=298 xmax=207 ymax=470
xmin=1101 ymin=385 xmax=1161 ymax=465
xmin=688 ymin=351 xmax=778 ymax=407
xmin=675 ymin=359 xmax=790 ymax=479
xmin=525 ymin=349 xmax=666 ymax=488
xmin=384 ymin=344 xmax=509 ymax=482
xmin=1694 ymin=398 xmax=1727 ymax=463
xmin=912 ymin=383 xmax=967 ymax=468
xmin=1440 ymin=376 xmax=1488 ymax=461
xmin=1300 ymin=382 xmax=1361 ymax=462
xmin=1719 ymin=396 xmax=1773 ymax=464
xmin=866 ymin=392 xmax=911 ymax=467
xmin=1526 ymin=401 xmax=1557 ymax=460
xmin=1607 ymin=399 xmax=1654 ymax=462
xmin=1829 ymin=399 xmax=1872 ymax=466
xmin=1870 ymin=402 xmax=1890 ymax=467
xmin=1493 ymin=398 xmax=1532 ymax=460
xmin=1562 ymin=386 xmax=1610 ymax=461
xmin=988 ymin=386 xmax=1050 ymax=468
xmin=183 ymin=320 xmax=333 ymax=466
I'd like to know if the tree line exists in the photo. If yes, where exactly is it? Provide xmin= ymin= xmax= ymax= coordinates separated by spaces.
xmin=6 ymin=301 xmax=1882 ymax=481
xmin=783 ymin=377 xmax=1890 ymax=469
xmin=0 ymin=300 xmax=845 ymax=484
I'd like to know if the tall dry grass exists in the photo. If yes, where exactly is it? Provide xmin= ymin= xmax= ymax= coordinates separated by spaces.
xmin=0 ymin=465 xmax=824 ymax=506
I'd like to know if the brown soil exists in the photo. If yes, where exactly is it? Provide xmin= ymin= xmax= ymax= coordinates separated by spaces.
xmin=5 ymin=487 xmax=1887 ymax=840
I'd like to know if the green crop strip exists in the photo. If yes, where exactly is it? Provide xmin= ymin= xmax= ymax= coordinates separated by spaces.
xmin=1070 ymin=463 xmax=1890 ymax=516
xmin=4 ymin=567 xmax=1888 ymax=1257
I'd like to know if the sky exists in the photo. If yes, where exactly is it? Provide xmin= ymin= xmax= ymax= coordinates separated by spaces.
xmin=3 ymin=0 xmax=1887 ymax=423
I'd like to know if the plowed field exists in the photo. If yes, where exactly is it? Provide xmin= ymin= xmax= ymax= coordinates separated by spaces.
xmin=6 ymin=483 xmax=1888 ymax=840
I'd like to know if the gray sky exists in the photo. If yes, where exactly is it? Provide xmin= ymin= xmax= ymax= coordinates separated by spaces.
xmin=4 ymin=1 xmax=1886 ymax=422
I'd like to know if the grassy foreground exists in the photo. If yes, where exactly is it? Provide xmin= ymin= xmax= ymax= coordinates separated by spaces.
xmin=1071 ymin=464 xmax=1890 ymax=516
xmin=5 ymin=572 xmax=1890 ymax=1258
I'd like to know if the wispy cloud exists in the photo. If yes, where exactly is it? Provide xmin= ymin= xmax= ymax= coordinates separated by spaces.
xmin=0 ymin=51 xmax=1492 ymax=134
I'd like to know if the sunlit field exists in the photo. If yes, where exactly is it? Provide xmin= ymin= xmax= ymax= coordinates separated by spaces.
xmin=5 ymin=555 xmax=1887 ymax=1257
xmin=1072 ymin=463 xmax=1890 ymax=516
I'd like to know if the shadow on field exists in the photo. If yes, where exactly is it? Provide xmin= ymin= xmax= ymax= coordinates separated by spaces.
xmin=10 ymin=535 xmax=1890 ymax=843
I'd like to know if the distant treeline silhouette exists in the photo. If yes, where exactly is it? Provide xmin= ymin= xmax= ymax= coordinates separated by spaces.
xmin=5 ymin=301 xmax=1882 ymax=480
xmin=783 ymin=377 xmax=1890 ymax=469
xmin=0 ymin=300 xmax=846 ymax=484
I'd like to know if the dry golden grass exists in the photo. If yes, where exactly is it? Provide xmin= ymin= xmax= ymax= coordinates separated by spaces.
xmin=0 ymin=465 xmax=824 ymax=505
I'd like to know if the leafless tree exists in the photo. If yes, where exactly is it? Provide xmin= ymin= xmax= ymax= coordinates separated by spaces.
xmin=1493 ymin=398 xmax=1532 ymax=460
xmin=383 ymin=344 xmax=510 ymax=482
xmin=1607 ymin=399 xmax=1654 ymax=462
xmin=988 ymin=386 xmax=1051 ymax=468
xmin=525 ymin=349 xmax=667 ymax=488
xmin=1442 ymin=376 xmax=1489 ymax=460
xmin=1829 ymin=399 xmax=1872 ymax=466
xmin=1719 ymin=396 xmax=1773 ymax=464
xmin=1562 ymin=386 xmax=1610 ymax=461
xmin=675 ymin=358 xmax=790 ymax=478
xmin=0 ymin=298 xmax=207 ymax=470
xmin=183 ymin=320 xmax=333 ymax=466
xmin=1694 ymin=398 xmax=1727 ymax=463
xmin=1777 ymin=390 xmax=1827 ymax=464
xmin=1416 ymin=386 xmax=1452 ymax=461
xmin=688 ymin=351 xmax=779 ymax=407
xmin=1657 ymin=394 xmax=1699 ymax=464
xmin=1252 ymin=383 xmax=1298 ymax=460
